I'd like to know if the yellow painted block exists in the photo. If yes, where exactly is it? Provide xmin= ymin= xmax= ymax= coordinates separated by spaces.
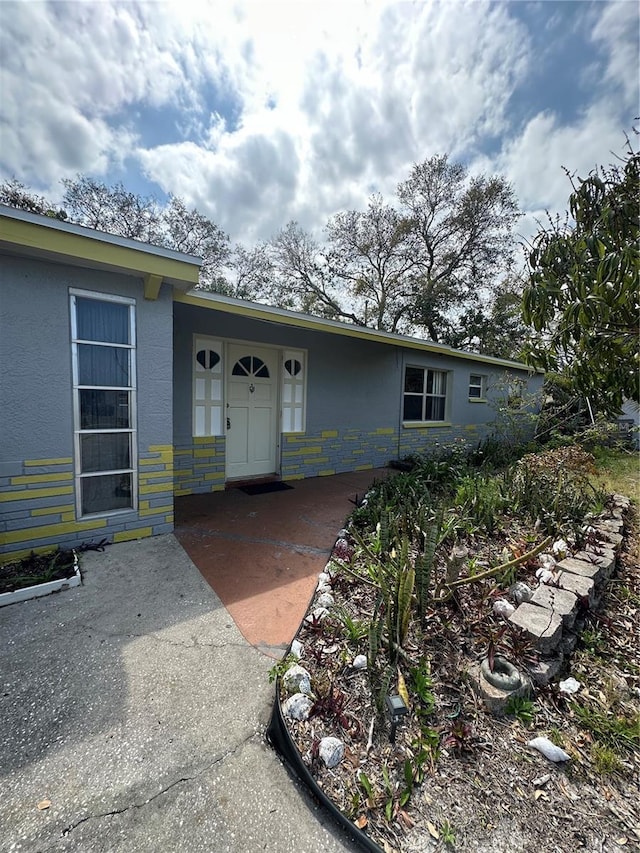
xmin=165 ymin=514 xmax=174 ymax=523
xmin=193 ymin=448 xmax=218 ymax=458
xmin=139 ymin=471 xmax=174 ymax=483
xmin=3 ymin=518 xmax=106 ymax=544
xmin=305 ymin=456 xmax=329 ymax=464
xmin=0 ymin=485 xmax=74 ymax=502
xmin=148 ymin=445 xmax=172 ymax=452
xmin=139 ymin=504 xmax=173 ymax=517
xmin=24 ymin=457 xmax=73 ymax=467
xmin=318 ymin=469 xmax=336 ymax=477
xmin=138 ymin=500 xmax=150 ymax=510
xmin=464 ymin=424 xmax=478 ymax=431
xmin=355 ymin=464 xmax=374 ymax=471
xmin=173 ymin=449 xmax=192 ymax=456
xmin=61 ymin=512 xmax=76 ymax=522
xmin=11 ymin=472 xmax=74 ymax=485
xmin=204 ymin=472 xmax=224 ymax=481
xmin=374 ymin=427 xmax=395 ymax=435
xmin=283 ymin=474 xmax=305 ymax=481
xmin=139 ymin=483 xmax=173 ymax=495
xmin=402 ymin=422 xmax=452 ymax=430
xmin=321 ymin=430 xmax=338 ymax=438
xmin=113 ymin=527 xmax=153 ymax=543
xmin=193 ymin=436 xmax=222 ymax=445
xmin=298 ymin=446 xmax=322 ymax=454
xmin=31 ymin=504 xmax=75 ymax=517
xmin=174 ymin=488 xmax=191 ymax=496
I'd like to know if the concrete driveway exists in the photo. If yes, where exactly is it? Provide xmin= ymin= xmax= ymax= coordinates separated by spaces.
xmin=1 ymin=535 xmax=358 ymax=853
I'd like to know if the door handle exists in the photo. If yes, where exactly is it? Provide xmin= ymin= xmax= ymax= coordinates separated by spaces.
xmin=227 ymin=417 xmax=231 ymax=430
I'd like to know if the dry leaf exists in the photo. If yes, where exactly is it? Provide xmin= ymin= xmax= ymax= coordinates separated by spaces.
xmin=398 ymin=809 xmax=415 ymax=829
xmin=355 ymin=815 xmax=368 ymax=829
xmin=616 ymin=837 xmax=628 ymax=846
xmin=37 ymin=799 xmax=51 ymax=810
xmin=534 ymin=790 xmax=548 ymax=801
xmin=397 ymin=669 xmax=410 ymax=711
xmin=427 ymin=821 xmax=439 ymax=839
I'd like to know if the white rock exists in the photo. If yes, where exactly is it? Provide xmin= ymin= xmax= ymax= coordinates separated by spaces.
xmin=493 ymin=598 xmax=515 ymax=617
xmin=319 ymin=736 xmax=345 ymax=768
xmin=535 ymin=568 xmax=555 ymax=584
xmin=290 ymin=640 xmax=304 ymax=660
xmin=305 ymin=607 xmax=329 ymax=623
xmin=527 ymin=736 xmax=571 ymax=762
xmin=352 ymin=654 xmax=367 ymax=670
xmin=282 ymin=693 xmax=313 ymax=721
xmin=283 ymin=664 xmax=312 ymax=695
xmin=552 ymin=539 xmax=569 ymax=559
xmin=316 ymin=592 xmax=335 ymax=608
xmin=538 ymin=553 xmax=557 ymax=569
xmin=558 ymin=677 xmax=581 ymax=695
xmin=510 ymin=581 xmax=534 ymax=604
xmin=317 ymin=572 xmax=331 ymax=588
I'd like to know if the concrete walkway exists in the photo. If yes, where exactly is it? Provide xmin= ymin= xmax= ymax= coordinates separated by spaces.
xmin=1 ymin=535 xmax=359 ymax=853
xmin=175 ymin=469 xmax=390 ymax=656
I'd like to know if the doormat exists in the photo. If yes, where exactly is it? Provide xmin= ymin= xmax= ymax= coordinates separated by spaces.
xmin=239 ymin=481 xmax=294 ymax=496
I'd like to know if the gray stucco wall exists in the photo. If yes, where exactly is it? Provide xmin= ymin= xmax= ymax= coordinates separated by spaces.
xmin=173 ymin=302 xmax=542 ymax=485
xmin=1 ymin=253 xmax=174 ymax=559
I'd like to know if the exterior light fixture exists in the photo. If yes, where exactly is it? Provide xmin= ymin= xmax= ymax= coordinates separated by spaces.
xmin=386 ymin=694 xmax=409 ymax=743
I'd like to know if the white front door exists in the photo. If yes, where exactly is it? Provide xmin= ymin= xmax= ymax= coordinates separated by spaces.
xmin=226 ymin=344 xmax=278 ymax=480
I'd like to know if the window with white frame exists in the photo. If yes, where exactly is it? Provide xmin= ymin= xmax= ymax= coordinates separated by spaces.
xmin=282 ymin=349 xmax=306 ymax=433
xmin=403 ymin=366 xmax=448 ymax=422
xmin=193 ymin=336 xmax=223 ymax=436
xmin=71 ymin=290 xmax=136 ymax=516
xmin=469 ymin=373 xmax=486 ymax=400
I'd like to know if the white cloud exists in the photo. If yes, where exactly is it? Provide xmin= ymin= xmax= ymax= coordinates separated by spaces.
xmin=137 ymin=0 xmax=532 ymax=241
xmin=0 ymin=0 xmax=637 ymax=248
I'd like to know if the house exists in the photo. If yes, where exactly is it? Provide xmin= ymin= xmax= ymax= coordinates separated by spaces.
xmin=0 ymin=205 xmax=543 ymax=563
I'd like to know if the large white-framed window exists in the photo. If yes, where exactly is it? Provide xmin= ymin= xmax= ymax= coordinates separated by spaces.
xmin=193 ymin=336 xmax=223 ymax=436
xmin=403 ymin=366 xmax=449 ymax=422
xmin=281 ymin=349 xmax=306 ymax=433
xmin=70 ymin=289 xmax=137 ymax=517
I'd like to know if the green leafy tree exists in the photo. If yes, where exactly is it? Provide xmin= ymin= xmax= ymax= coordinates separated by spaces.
xmin=523 ymin=137 xmax=639 ymax=416
xmin=267 ymin=155 xmax=520 ymax=339
xmin=397 ymin=155 xmax=520 ymax=341
xmin=441 ymin=279 xmax=528 ymax=360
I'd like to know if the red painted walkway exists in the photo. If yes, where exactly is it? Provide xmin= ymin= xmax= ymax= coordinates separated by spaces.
xmin=174 ymin=469 xmax=390 ymax=657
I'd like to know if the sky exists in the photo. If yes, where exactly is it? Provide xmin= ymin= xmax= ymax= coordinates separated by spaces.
xmin=1 ymin=0 xmax=638 ymax=251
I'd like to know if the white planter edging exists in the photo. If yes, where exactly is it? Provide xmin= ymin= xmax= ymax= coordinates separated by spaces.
xmin=0 ymin=552 xmax=81 ymax=608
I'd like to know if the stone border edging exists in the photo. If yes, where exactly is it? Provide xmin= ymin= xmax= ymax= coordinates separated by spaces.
xmin=267 ymin=680 xmax=384 ymax=853
xmin=507 ymin=494 xmax=630 ymax=682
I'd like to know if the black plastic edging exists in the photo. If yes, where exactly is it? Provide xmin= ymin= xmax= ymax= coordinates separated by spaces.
xmin=266 ymin=686 xmax=384 ymax=853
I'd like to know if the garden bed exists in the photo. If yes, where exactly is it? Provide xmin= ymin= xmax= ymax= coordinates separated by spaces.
xmin=269 ymin=445 xmax=640 ymax=852
xmin=0 ymin=549 xmax=81 ymax=606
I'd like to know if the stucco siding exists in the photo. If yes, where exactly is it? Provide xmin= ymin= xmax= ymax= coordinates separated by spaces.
xmin=172 ymin=302 xmax=541 ymax=487
xmin=1 ymin=254 xmax=174 ymax=560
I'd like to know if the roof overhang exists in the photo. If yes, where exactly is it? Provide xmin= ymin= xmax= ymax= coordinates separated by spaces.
xmin=175 ymin=289 xmax=541 ymax=372
xmin=0 ymin=205 xmax=201 ymax=296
